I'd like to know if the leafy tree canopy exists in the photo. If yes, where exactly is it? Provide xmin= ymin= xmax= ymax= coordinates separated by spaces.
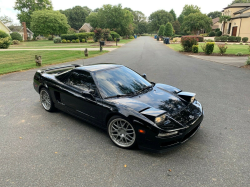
xmin=31 ymin=10 xmax=70 ymax=36
xmin=178 ymin=14 xmax=185 ymax=25
xmin=172 ymin=20 xmax=181 ymax=34
xmin=0 ymin=15 xmax=13 ymax=25
xmin=60 ymin=6 xmax=90 ymax=30
xmin=158 ymin=25 xmax=165 ymax=37
xmin=181 ymin=5 xmax=201 ymax=17
xmin=181 ymin=13 xmax=212 ymax=34
xmin=14 ymin=0 xmax=53 ymax=28
xmin=134 ymin=21 xmax=148 ymax=34
xmin=230 ymin=0 xmax=249 ymax=5
xmin=170 ymin=9 xmax=177 ymax=21
xmin=86 ymin=12 xmax=99 ymax=28
xmin=164 ymin=22 xmax=173 ymax=37
xmin=207 ymin=11 xmax=222 ymax=19
xmin=148 ymin=10 xmax=174 ymax=31
xmin=219 ymin=15 xmax=231 ymax=23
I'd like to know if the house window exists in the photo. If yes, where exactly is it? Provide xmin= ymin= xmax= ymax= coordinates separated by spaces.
xmin=228 ymin=23 xmax=231 ymax=34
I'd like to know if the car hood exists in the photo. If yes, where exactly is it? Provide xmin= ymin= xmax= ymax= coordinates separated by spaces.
xmin=109 ymin=84 xmax=187 ymax=116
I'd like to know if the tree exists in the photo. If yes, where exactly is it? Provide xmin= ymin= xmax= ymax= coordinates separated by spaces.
xmin=86 ymin=12 xmax=99 ymax=28
xmin=148 ymin=10 xmax=174 ymax=31
xmin=136 ymin=21 xmax=148 ymax=34
xmin=181 ymin=5 xmax=201 ymax=17
xmin=230 ymin=0 xmax=249 ymax=5
xmin=207 ymin=11 xmax=222 ymax=19
xmin=164 ymin=22 xmax=173 ymax=37
xmin=60 ymin=6 xmax=90 ymax=30
xmin=158 ymin=25 xmax=165 ymax=37
xmin=31 ymin=10 xmax=70 ymax=37
xmin=170 ymin=9 xmax=177 ymax=21
xmin=181 ymin=13 xmax=213 ymax=34
xmin=178 ymin=14 xmax=185 ymax=25
xmin=0 ymin=15 xmax=13 ymax=25
xmin=172 ymin=20 xmax=180 ymax=34
xmin=14 ymin=0 xmax=53 ymax=28
xmin=219 ymin=15 xmax=231 ymax=34
xmin=83 ymin=6 xmax=92 ymax=15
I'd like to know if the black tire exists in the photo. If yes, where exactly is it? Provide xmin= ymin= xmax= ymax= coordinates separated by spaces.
xmin=107 ymin=115 xmax=137 ymax=149
xmin=40 ymin=87 xmax=55 ymax=112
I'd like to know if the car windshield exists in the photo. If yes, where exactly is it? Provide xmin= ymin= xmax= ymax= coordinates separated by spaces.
xmin=94 ymin=66 xmax=152 ymax=98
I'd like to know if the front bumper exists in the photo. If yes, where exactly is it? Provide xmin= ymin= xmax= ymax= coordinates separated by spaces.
xmin=138 ymin=112 xmax=204 ymax=153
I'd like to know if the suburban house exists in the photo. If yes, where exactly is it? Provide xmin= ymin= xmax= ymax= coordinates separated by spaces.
xmin=0 ymin=20 xmax=11 ymax=35
xmin=79 ymin=23 xmax=93 ymax=32
xmin=212 ymin=17 xmax=221 ymax=31
xmin=221 ymin=3 xmax=250 ymax=38
xmin=8 ymin=25 xmax=34 ymax=40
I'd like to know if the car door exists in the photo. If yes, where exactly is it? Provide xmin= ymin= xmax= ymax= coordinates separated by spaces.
xmin=60 ymin=70 xmax=105 ymax=126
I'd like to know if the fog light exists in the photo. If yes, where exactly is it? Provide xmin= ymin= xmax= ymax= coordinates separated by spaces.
xmin=158 ymin=131 xmax=178 ymax=137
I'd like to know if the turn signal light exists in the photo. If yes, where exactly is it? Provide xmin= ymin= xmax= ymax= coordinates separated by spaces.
xmin=138 ymin=129 xmax=145 ymax=134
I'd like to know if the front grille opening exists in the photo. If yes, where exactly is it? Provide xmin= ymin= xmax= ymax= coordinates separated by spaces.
xmin=160 ymin=140 xmax=179 ymax=147
xmin=182 ymin=124 xmax=200 ymax=142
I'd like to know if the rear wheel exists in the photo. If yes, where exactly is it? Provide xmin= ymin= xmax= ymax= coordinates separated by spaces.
xmin=40 ymin=88 xmax=54 ymax=112
xmin=108 ymin=116 xmax=136 ymax=149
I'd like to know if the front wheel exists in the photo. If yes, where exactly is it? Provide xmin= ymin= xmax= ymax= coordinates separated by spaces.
xmin=108 ymin=116 xmax=136 ymax=149
xmin=40 ymin=88 xmax=54 ymax=112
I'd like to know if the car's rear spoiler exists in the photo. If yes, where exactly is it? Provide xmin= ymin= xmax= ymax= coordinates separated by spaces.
xmin=38 ymin=64 xmax=82 ymax=74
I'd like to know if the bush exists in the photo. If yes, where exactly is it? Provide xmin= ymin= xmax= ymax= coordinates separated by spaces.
xmin=0 ymin=37 xmax=11 ymax=49
xmin=242 ymin=37 xmax=248 ymax=43
xmin=110 ymin=31 xmax=120 ymax=40
xmin=12 ymin=40 xmax=20 ymax=45
xmin=0 ymin=30 xmax=9 ymax=39
xmin=216 ymin=31 xmax=222 ymax=36
xmin=220 ymin=36 xmax=228 ymax=42
xmin=200 ymin=44 xmax=206 ymax=52
xmin=246 ymin=57 xmax=250 ymax=65
xmin=53 ymin=37 xmax=61 ymax=43
xmin=215 ymin=28 xmax=220 ymax=32
xmin=209 ymin=31 xmax=215 ymax=37
xmin=61 ymin=34 xmax=78 ymax=41
xmin=205 ymin=39 xmax=214 ymax=42
xmin=75 ymin=39 xmax=80 ymax=43
xmin=72 ymin=39 xmax=76 ymax=43
xmin=240 ymin=42 xmax=243 ymax=45
xmin=107 ymin=35 xmax=113 ymax=41
xmin=77 ymin=32 xmax=94 ymax=41
xmin=10 ymin=32 xmax=23 ymax=41
xmin=87 ymin=40 xmax=95 ymax=43
xmin=236 ymin=37 xmax=241 ymax=42
xmin=48 ymin=35 xmax=53 ymax=40
xmin=67 ymin=40 xmax=70 ymax=43
xmin=181 ymin=36 xmax=199 ymax=52
xmin=62 ymin=39 xmax=67 ymax=43
xmin=129 ymin=35 xmax=134 ymax=39
xmin=217 ymin=44 xmax=228 ymax=54
xmin=205 ymin=42 xmax=215 ymax=55
xmin=82 ymin=39 xmax=86 ymax=43
xmin=236 ymin=52 xmax=243 ymax=56
xmin=200 ymin=33 xmax=208 ymax=37
xmin=215 ymin=37 xmax=221 ymax=42
xmin=192 ymin=45 xmax=199 ymax=53
xmin=228 ymin=36 xmax=236 ymax=42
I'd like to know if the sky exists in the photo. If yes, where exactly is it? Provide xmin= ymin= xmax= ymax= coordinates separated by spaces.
xmin=0 ymin=0 xmax=233 ymax=25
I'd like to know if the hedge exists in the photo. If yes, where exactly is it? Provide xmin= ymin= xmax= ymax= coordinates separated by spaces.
xmin=60 ymin=33 xmax=94 ymax=41
xmin=181 ymin=36 xmax=199 ymax=52
xmin=181 ymin=35 xmax=204 ymax=42
xmin=10 ymin=32 xmax=23 ymax=41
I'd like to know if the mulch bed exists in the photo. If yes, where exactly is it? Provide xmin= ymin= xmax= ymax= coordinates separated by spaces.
xmin=180 ymin=52 xmax=249 ymax=57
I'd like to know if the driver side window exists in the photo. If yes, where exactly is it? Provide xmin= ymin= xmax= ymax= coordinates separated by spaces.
xmin=67 ymin=70 xmax=98 ymax=97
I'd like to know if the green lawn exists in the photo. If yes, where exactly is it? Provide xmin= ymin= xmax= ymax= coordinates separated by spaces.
xmin=168 ymin=44 xmax=250 ymax=55
xmin=9 ymin=39 xmax=133 ymax=49
xmin=0 ymin=50 xmax=108 ymax=75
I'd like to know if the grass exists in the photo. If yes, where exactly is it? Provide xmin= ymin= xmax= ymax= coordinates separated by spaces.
xmin=9 ymin=39 xmax=133 ymax=49
xmin=0 ymin=50 xmax=108 ymax=75
xmin=168 ymin=43 xmax=250 ymax=55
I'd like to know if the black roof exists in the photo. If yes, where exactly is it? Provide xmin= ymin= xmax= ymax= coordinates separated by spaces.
xmin=76 ymin=64 xmax=123 ymax=72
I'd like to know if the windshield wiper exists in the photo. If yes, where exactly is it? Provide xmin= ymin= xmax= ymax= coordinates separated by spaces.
xmin=135 ymin=84 xmax=154 ymax=95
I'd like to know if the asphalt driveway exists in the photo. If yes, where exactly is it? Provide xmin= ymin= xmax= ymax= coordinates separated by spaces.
xmin=0 ymin=36 xmax=250 ymax=187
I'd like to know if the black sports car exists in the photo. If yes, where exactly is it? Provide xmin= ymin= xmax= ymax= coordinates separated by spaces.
xmin=33 ymin=64 xmax=203 ymax=152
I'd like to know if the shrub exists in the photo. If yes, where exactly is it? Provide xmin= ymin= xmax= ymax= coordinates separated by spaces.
xmin=205 ymin=39 xmax=214 ymax=42
xmin=12 ymin=40 xmax=20 ymax=45
xmin=236 ymin=37 xmax=241 ymax=42
xmin=200 ymin=44 xmax=206 ymax=52
xmin=48 ymin=35 xmax=53 ymax=40
xmin=10 ymin=32 xmax=23 ymax=41
xmin=62 ymin=39 xmax=67 ymax=43
xmin=204 ymin=42 xmax=215 ymax=55
xmin=107 ymin=35 xmax=113 ymax=41
xmin=215 ymin=28 xmax=220 ymax=32
xmin=61 ymin=34 xmax=78 ymax=41
xmin=181 ymin=36 xmax=199 ymax=52
xmin=67 ymin=40 xmax=70 ymax=43
xmin=102 ymin=28 xmax=110 ymax=41
xmin=75 ymin=39 xmax=80 ymax=43
xmin=242 ymin=37 xmax=248 ymax=43
xmin=129 ymin=35 xmax=134 ymax=39
xmin=0 ymin=37 xmax=11 ymax=49
xmin=209 ymin=31 xmax=215 ymax=37
xmin=94 ymin=28 xmax=103 ymax=41
xmin=225 ymin=42 xmax=228 ymax=45
xmin=228 ymin=36 xmax=236 ymax=42
xmin=192 ymin=45 xmax=199 ymax=53
xmin=246 ymin=57 xmax=250 ymax=65
xmin=216 ymin=31 xmax=222 ymax=36
xmin=215 ymin=37 xmax=221 ymax=42
xmin=220 ymin=36 xmax=228 ymax=42
xmin=72 ymin=39 xmax=76 ymax=43
xmin=200 ymin=33 xmax=208 ymax=37
xmin=87 ymin=40 xmax=95 ymax=43
xmin=77 ymin=32 xmax=94 ymax=41
xmin=236 ymin=52 xmax=243 ymax=56
xmin=240 ymin=42 xmax=243 ymax=45
xmin=0 ymin=30 xmax=9 ymax=39
xmin=82 ymin=39 xmax=86 ymax=43
xmin=110 ymin=31 xmax=120 ymax=40
xmin=53 ymin=37 xmax=61 ymax=43
xmin=217 ymin=44 xmax=228 ymax=54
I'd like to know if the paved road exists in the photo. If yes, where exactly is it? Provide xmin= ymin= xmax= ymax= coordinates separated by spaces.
xmin=0 ymin=36 xmax=250 ymax=187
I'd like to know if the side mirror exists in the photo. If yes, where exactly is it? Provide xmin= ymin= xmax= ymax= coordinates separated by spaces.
xmin=81 ymin=90 xmax=96 ymax=101
xmin=142 ymin=74 xmax=147 ymax=80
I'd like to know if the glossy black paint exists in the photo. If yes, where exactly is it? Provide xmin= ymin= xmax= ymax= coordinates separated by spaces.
xmin=33 ymin=64 xmax=204 ymax=152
